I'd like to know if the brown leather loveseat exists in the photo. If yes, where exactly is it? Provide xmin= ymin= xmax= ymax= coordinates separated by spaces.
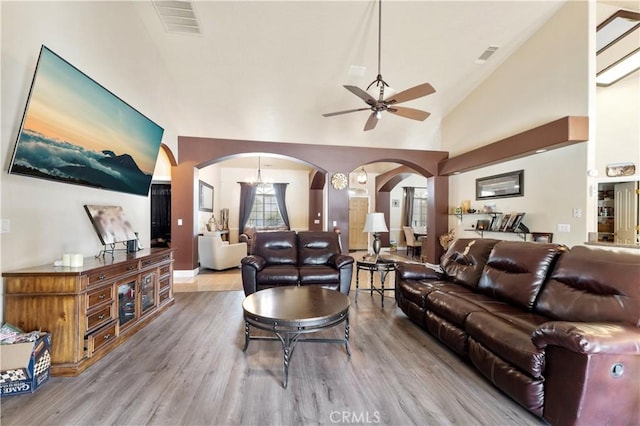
xmin=241 ymin=230 xmax=354 ymax=296
xmin=395 ymin=238 xmax=640 ymax=425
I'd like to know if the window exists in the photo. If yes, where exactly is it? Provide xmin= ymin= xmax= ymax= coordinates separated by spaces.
xmin=411 ymin=188 xmax=428 ymax=228
xmin=248 ymin=184 xmax=286 ymax=228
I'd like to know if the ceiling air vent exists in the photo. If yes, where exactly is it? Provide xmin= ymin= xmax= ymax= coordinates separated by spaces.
xmin=475 ymin=46 xmax=500 ymax=64
xmin=153 ymin=0 xmax=202 ymax=35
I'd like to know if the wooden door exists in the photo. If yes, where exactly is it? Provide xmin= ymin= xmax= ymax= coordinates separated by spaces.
xmin=349 ymin=197 xmax=369 ymax=251
xmin=614 ymin=181 xmax=639 ymax=245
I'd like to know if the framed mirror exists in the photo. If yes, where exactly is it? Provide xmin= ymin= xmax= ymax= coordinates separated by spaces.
xmin=199 ymin=180 xmax=213 ymax=212
xmin=476 ymin=170 xmax=524 ymax=200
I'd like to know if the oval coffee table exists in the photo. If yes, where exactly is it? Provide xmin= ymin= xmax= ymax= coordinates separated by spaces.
xmin=242 ymin=286 xmax=351 ymax=388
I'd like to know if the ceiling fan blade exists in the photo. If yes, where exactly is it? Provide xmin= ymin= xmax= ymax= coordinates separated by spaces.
xmin=322 ymin=107 xmax=371 ymax=117
xmin=344 ymin=85 xmax=377 ymax=106
xmin=363 ymin=113 xmax=379 ymax=131
xmin=385 ymin=83 xmax=435 ymax=105
xmin=388 ymin=106 xmax=431 ymax=121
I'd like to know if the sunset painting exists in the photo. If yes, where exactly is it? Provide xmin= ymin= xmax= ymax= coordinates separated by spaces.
xmin=9 ymin=46 xmax=164 ymax=196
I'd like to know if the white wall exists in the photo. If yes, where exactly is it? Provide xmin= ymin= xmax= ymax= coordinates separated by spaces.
xmin=443 ymin=1 xmax=589 ymax=155
xmin=449 ymin=144 xmax=587 ymax=247
xmin=442 ymin=1 xmax=590 ymax=247
xmin=1 ymin=2 xmax=178 ymax=319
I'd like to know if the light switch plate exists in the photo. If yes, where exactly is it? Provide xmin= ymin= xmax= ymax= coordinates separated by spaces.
xmin=0 ymin=219 xmax=9 ymax=233
xmin=558 ymin=223 xmax=570 ymax=232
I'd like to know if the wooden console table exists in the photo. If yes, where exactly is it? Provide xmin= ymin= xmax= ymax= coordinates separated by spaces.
xmin=2 ymin=248 xmax=174 ymax=377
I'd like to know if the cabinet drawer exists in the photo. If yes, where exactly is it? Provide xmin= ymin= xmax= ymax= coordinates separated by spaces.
xmin=159 ymin=276 xmax=171 ymax=292
xmin=159 ymin=264 xmax=171 ymax=277
xmin=86 ymin=304 xmax=113 ymax=332
xmin=141 ymin=253 xmax=172 ymax=269
xmin=159 ymin=288 xmax=171 ymax=304
xmin=86 ymin=284 xmax=114 ymax=310
xmin=88 ymin=263 xmax=138 ymax=285
xmin=86 ymin=322 xmax=117 ymax=356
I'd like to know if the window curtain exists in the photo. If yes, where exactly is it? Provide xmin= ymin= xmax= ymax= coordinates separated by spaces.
xmin=403 ymin=187 xmax=415 ymax=227
xmin=238 ymin=182 xmax=257 ymax=232
xmin=273 ymin=183 xmax=290 ymax=229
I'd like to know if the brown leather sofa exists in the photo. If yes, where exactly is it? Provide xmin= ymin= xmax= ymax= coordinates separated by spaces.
xmin=241 ymin=230 xmax=354 ymax=295
xmin=395 ymin=238 xmax=640 ymax=425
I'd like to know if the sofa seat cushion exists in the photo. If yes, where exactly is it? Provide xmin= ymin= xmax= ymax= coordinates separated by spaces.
xmin=397 ymin=280 xmax=461 ymax=307
xmin=257 ymin=265 xmax=299 ymax=285
xmin=466 ymin=310 xmax=548 ymax=377
xmin=299 ymin=265 xmax=339 ymax=285
xmin=426 ymin=289 xmax=501 ymax=327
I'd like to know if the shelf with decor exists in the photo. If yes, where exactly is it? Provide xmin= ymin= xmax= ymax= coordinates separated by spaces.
xmin=449 ymin=211 xmax=502 ymax=221
xmin=455 ymin=211 xmax=529 ymax=241
xmin=465 ymin=228 xmax=529 ymax=241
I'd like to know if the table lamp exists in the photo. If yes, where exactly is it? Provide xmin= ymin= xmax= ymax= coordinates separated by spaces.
xmin=363 ymin=212 xmax=388 ymax=256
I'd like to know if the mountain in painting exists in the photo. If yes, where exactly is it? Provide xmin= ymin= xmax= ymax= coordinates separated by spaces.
xmin=9 ymin=129 xmax=154 ymax=196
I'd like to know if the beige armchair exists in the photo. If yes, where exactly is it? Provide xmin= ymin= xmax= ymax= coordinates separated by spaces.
xmin=198 ymin=231 xmax=247 ymax=271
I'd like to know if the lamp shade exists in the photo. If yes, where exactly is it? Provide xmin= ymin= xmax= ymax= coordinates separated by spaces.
xmin=363 ymin=212 xmax=388 ymax=233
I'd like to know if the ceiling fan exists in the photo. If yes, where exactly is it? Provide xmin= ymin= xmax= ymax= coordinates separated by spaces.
xmin=323 ymin=0 xmax=435 ymax=131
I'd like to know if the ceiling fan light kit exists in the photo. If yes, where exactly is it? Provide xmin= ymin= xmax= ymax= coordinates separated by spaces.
xmin=323 ymin=0 xmax=435 ymax=131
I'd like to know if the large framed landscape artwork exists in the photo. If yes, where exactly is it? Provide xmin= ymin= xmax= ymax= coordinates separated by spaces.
xmin=8 ymin=45 xmax=164 ymax=196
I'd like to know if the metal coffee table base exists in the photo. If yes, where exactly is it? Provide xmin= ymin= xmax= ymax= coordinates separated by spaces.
xmin=243 ymin=313 xmax=350 ymax=388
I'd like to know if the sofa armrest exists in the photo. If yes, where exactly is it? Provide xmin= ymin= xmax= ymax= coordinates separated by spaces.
xmin=328 ymin=254 xmax=355 ymax=269
xmin=532 ymin=321 xmax=640 ymax=355
xmin=241 ymin=255 xmax=266 ymax=271
xmin=396 ymin=262 xmax=444 ymax=281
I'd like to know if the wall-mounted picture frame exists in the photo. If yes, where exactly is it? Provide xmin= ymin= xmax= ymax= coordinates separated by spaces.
xmin=476 ymin=170 xmax=524 ymax=200
xmin=199 ymin=180 xmax=213 ymax=212
xmin=531 ymin=232 xmax=553 ymax=243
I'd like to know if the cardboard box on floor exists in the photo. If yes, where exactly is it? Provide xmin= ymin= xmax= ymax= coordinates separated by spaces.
xmin=0 ymin=332 xmax=52 ymax=396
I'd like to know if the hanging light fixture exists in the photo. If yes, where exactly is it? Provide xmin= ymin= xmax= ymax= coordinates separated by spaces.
xmin=253 ymin=156 xmax=263 ymax=186
xmin=356 ymin=167 xmax=368 ymax=184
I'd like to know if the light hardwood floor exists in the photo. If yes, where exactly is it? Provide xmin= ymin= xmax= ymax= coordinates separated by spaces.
xmin=1 ymin=255 xmax=544 ymax=426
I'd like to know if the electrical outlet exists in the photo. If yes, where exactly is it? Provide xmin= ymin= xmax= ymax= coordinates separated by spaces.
xmin=177 ymin=219 xmax=183 ymax=226
xmin=558 ymin=224 xmax=571 ymax=232
xmin=0 ymin=219 xmax=9 ymax=233
xmin=572 ymin=208 xmax=582 ymax=218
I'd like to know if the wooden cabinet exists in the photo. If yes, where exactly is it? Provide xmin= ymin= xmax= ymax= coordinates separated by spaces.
xmin=2 ymin=248 xmax=174 ymax=377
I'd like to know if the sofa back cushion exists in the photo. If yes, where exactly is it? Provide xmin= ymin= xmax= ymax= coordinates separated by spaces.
xmin=478 ymin=241 xmax=567 ymax=310
xmin=297 ymin=231 xmax=340 ymax=266
xmin=441 ymin=238 xmax=500 ymax=288
xmin=535 ymin=246 xmax=640 ymax=325
xmin=253 ymin=231 xmax=297 ymax=265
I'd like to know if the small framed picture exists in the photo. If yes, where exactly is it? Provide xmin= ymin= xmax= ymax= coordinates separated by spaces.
xmin=531 ymin=232 xmax=553 ymax=243
xmin=510 ymin=213 xmax=526 ymax=232
xmin=476 ymin=219 xmax=491 ymax=231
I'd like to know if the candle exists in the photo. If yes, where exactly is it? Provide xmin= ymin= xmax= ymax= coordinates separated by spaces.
xmin=70 ymin=254 xmax=84 ymax=267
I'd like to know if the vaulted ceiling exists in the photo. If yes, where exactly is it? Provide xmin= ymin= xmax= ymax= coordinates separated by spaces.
xmin=132 ymin=0 xmax=569 ymax=151
xmin=136 ymin=1 xmax=638 ymax=175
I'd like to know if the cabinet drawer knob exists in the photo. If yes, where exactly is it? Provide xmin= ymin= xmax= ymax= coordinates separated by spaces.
xmin=103 ymin=334 xmax=111 ymax=340
xmin=98 ymin=293 xmax=106 ymax=299
xmin=127 ymin=265 xmax=135 ymax=271
xmin=97 ymin=314 xmax=105 ymax=320
xmin=98 ymin=274 xmax=106 ymax=280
